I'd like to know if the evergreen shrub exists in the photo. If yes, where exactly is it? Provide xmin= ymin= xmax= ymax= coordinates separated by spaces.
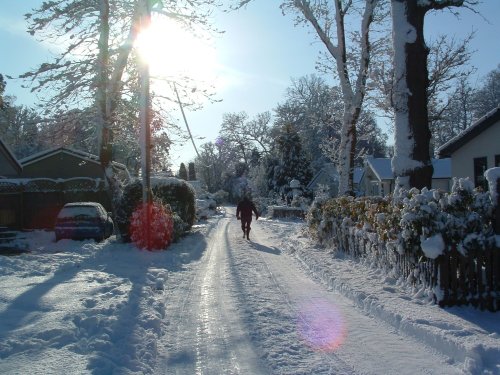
xmin=116 ymin=178 xmax=196 ymax=242
xmin=153 ymin=177 xmax=196 ymax=228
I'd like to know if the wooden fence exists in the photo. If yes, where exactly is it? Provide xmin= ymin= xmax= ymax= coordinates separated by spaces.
xmin=0 ymin=178 xmax=111 ymax=230
xmin=325 ymin=221 xmax=499 ymax=311
xmin=438 ymin=246 xmax=500 ymax=311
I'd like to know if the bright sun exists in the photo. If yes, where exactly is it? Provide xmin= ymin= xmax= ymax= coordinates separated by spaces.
xmin=135 ymin=16 xmax=218 ymax=83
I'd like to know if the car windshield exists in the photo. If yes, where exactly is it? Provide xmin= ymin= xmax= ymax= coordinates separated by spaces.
xmin=57 ymin=206 xmax=98 ymax=220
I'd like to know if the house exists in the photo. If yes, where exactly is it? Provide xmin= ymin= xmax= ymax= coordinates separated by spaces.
xmin=19 ymin=146 xmax=130 ymax=182
xmin=307 ymin=164 xmax=365 ymax=197
xmin=361 ymin=157 xmax=452 ymax=196
xmin=438 ymin=105 xmax=500 ymax=189
xmin=0 ymin=138 xmax=22 ymax=178
xmin=0 ymin=145 xmax=131 ymax=229
xmin=307 ymin=163 xmax=339 ymax=197
xmin=0 ymin=139 xmax=22 ymax=228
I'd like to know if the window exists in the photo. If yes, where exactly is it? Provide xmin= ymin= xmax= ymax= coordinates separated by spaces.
xmin=495 ymin=154 xmax=500 ymax=167
xmin=473 ymin=157 xmax=488 ymax=190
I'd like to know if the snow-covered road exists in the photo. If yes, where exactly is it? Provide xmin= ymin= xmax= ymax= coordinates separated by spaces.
xmin=154 ymin=208 xmax=462 ymax=374
xmin=1 ymin=208 xmax=496 ymax=374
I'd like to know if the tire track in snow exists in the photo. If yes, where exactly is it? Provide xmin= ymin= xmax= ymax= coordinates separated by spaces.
xmin=155 ymin=217 xmax=264 ymax=374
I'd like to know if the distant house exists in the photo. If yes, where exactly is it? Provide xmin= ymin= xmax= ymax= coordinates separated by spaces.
xmin=307 ymin=163 xmax=339 ymax=197
xmin=307 ymin=164 xmax=365 ymax=197
xmin=438 ymin=105 xmax=500 ymax=189
xmin=361 ymin=157 xmax=452 ymax=196
xmin=352 ymin=167 xmax=364 ymax=193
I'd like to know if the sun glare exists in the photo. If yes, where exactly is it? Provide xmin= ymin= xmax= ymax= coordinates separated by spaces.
xmin=135 ymin=17 xmax=218 ymax=83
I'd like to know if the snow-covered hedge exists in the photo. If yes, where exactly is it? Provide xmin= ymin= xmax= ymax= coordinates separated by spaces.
xmin=308 ymin=178 xmax=498 ymax=307
xmin=310 ymin=178 xmax=495 ymax=259
xmin=116 ymin=178 xmax=196 ymax=243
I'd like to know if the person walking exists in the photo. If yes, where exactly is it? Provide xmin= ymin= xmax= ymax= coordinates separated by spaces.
xmin=236 ymin=195 xmax=259 ymax=240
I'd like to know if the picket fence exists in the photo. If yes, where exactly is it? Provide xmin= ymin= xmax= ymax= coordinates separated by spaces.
xmin=325 ymin=220 xmax=500 ymax=312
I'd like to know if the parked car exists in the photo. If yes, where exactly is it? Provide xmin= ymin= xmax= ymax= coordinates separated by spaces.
xmin=55 ymin=202 xmax=114 ymax=242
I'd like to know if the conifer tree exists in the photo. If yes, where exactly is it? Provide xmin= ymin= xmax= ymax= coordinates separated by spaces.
xmin=179 ymin=163 xmax=188 ymax=180
xmin=268 ymin=124 xmax=312 ymax=195
xmin=188 ymin=162 xmax=196 ymax=181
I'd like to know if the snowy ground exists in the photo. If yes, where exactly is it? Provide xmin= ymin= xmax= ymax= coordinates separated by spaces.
xmin=0 ymin=207 xmax=499 ymax=374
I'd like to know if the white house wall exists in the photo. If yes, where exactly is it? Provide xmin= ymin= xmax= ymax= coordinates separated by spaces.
xmin=450 ymin=119 xmax=500 ymax=179
xmin=431 ymin=179 xmax=449 ymax=192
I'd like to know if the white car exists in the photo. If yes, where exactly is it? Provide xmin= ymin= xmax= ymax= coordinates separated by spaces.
xmin=55 ymin=202 xmax=114 ymax=242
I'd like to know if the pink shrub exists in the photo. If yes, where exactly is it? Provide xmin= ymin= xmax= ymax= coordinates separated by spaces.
xmin=130 ymin=202 xmax=174 ymax=250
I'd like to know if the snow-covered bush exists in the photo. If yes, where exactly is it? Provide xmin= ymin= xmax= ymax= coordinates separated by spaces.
xmin=153 ymin=177 xmax=196 ymax=228
xmin=116 ymin=180 xmax=143 ymax=241
xmin=310 ymin=178 xmax=495 ymax=262
xmin=130 ymin=202 xmax=174 ymax=250
xmin=440 ymin=178 xmax=495 ymax=256
xmin=196 ymin=198 xmax=217 ymax=220
xmin=116 ymin=178 xmax=196 ymax=242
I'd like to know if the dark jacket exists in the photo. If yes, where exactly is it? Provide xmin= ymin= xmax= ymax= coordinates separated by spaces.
xmin=236 ymin=198 xmax=259 ymax=221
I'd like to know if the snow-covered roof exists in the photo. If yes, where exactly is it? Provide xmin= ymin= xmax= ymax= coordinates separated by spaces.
xmin=366 ymin=157 xmax=451 ymax=181
xmin=438 ymin=105 xmax=500 ymax=157
xmin=367 ymin=158 xmax=393 ymax=181
xmin=19 ymin=146 xmax=128 ymax=171
xmin=306 ymin=163 xmax=338 ymax=189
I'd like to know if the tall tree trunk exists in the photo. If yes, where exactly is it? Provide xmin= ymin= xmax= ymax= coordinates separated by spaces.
xmin=391 ymin=0 xmax=432 ymax=190
xmin=391 ymin=0 xmax=465 ymax=190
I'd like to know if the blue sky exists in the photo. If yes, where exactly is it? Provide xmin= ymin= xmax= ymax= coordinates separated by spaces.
xmin=1 ymin=1 xmax=499 ymax=166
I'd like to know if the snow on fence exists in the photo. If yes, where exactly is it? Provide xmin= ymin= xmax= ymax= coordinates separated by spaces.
xmin=316 ymin=214 xmax=499 ymax=311
xmin=309 ymin=172 xmax=500 ymax=311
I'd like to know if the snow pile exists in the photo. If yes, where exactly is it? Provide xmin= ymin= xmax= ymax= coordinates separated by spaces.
xmin=420 ymin=233 xmax=444 ymax=259
xmin=485 ymin=167 xmax=500 ymax=207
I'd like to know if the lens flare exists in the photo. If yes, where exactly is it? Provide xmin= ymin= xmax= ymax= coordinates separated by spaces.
xmin=297 ymin=299 xmax=346 ymax=352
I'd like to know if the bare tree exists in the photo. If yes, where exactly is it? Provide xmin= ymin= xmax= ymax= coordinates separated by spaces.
xmin=281 ymin=0 xmax=379 ymax=194
xmin=471 ymin=64 xmax=500 ymax=118
xmin=219 ymin=111 xmax=274 ymax=166
xmin=370 ymin=32 xmax=475 ymax=126
xmin=431 ymin=79 xmax=476 ymax=151
xmin=21 ymin=0 xmax=219 ymax=220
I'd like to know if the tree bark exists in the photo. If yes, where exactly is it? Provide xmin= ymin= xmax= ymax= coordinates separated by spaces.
xmin=405 ymin=1 xmax=433 ymax=189
xmin=391 ymin=0 xmax=433 ymax=190
xmin=392 ymin=0 xmax=465 ymax=190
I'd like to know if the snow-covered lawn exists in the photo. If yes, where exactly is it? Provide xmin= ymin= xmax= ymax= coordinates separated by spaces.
xmin=0 ymin=209 xmax=499 ymax=374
